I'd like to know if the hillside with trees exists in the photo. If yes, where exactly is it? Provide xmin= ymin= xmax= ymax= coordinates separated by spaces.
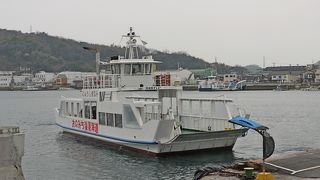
xmin=0 ymin=28 xmax=209 ymax=72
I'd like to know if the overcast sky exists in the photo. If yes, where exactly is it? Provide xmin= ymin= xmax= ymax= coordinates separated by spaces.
xmin=1 ymin=0 xmax=319 ymax=66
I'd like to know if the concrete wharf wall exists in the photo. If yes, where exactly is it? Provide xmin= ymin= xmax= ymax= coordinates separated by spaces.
xmin=0 ymin=127 xmax=25 ymax=180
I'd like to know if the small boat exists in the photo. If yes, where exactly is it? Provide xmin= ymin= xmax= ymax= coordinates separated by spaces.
xmin=55 ymin=28 xmax=260 ymax=155
xmin=273 ymin=81 xmax=285 ymax=91
xmin=199 ymin=78 xmax=246 ymax=91
xmin=22 ymin=85 xmax=39 ymax=91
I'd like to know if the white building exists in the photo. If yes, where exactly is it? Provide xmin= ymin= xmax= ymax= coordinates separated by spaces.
xmin=0 ymin=76 xmax=11 ymax=87
xmin=33 ymin=71 xmax=56 ymax=83
xmin=14 ymin=73 xmax=33 ymax=84
xmin=57 ymin=71 xmax=96 ymax=86
xmin=0 ymin=72 xmax=13 ymax=88
xmin=315 ymin=69 xmax=320 ymax=83
xmin=224 ymin=74 xmax=238 ymax=82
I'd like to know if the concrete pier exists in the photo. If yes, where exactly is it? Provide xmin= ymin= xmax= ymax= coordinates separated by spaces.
xmin=199 ymin=149 xmax=320 ymax=179
xmin=0 ymin=127 xmax=25 ymax=180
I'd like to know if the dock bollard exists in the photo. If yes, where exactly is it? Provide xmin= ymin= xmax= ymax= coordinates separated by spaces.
xmin=244 ymin=167 xmax=254 ymax=179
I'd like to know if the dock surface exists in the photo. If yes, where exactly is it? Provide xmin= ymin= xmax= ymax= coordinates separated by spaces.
xmin=265 ymin=149 xmax=320 ymax=178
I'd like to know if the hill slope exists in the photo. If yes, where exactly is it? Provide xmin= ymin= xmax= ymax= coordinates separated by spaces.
xmin=0 ymin=29 xmax=209 ymax=72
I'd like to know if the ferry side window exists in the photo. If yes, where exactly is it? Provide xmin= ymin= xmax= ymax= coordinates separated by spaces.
xmin=91 ymin=101 xmax=97 ymax=119
xmin=99 ymin=112 xmax=106 ymax=125
xmin=107 ymin=113 xmax=114 ymax=127
xmin=71 ymin=102 xmax=74 ymax=117
xmin=66 ymin=102 xmax=69 ymax=116
xmin=76 ymin=103 xmax=82 ymax=118
xmin=84 ymin=101 xmax=90 ymax=119
xmin=115 ymin=114 xmax=123 ymax=128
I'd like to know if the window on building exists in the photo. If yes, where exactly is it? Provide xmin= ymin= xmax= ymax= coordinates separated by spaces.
xmin=99 ymin=112 xmax=106 ymax=125
xmin=107 ymin=113 xmax=114 ymax=126
xmin=115 ymin=114 xmax=123 ymax=128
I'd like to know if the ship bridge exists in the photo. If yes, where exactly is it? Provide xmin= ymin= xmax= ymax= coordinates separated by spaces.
xmin=82 ymin=27 xmax=170 ymax=89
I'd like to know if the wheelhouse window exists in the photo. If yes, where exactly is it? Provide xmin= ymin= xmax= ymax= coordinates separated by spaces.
xmin=111 ymin=65 xmax=121 ymax=74
xmin=144 ymin=64 xmax=151 ymax=75
xmin=132 ymin=64 xmax=143 ymax=75
xmin=124 ymin=64 xmax=131 ymax=75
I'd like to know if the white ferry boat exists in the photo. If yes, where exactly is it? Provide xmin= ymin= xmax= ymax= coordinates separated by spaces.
xmin=55 ymin=28 xmax=251 ymax=155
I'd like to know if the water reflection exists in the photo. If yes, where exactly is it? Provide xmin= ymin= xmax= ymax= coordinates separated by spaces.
xmin=56 ymin=132 xmax=237 ymax=179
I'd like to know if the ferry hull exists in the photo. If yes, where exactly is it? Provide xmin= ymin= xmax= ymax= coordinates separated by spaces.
xmin=57 ymin=124 xmax=247 ymax=155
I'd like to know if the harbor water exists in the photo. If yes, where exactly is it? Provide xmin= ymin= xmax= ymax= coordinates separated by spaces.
xmin=0 ymin=90 xmax=319 ymax=180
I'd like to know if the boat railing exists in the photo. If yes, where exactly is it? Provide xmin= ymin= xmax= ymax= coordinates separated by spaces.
xmin=126 ymin=96 xmax=158 ymax=102
xmin=144 ymin=112 xmax=161 ymax=122
xmin=180 ymin=115 xmax=233 ymax=131
xmin=178 ymin=97 xmax=234 ymax=131
xmin=83 ymin=74 xmax=121 ymax=89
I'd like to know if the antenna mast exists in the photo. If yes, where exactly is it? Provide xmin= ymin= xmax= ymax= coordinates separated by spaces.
xmin=123 ymin=27 xmax=140 ymax=59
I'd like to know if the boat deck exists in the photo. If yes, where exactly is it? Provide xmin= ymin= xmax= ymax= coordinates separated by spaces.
xmin=174 ymin=128 xmax=247 ymax=142
xmin=181 ymin=129 xmax=203 ymax=134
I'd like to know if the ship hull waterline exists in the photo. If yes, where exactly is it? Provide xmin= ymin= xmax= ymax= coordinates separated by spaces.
xmin=57 ymin=123 xmax=248 ymax=156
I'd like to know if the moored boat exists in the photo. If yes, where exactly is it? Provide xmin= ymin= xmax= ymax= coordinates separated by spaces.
xmin=55 ymin=28 xmax=253 ymax=155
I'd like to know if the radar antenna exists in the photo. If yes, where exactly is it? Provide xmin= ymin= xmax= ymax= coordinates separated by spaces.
xmin=122 ymin=27 xmax=144 ymax=59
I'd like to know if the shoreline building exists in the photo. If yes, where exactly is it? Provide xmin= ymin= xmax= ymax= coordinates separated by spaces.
xmin=33 ymin=71 xmax=56 ymax=84
xmin=56 ymin=71 xmax=96 ymax=87
xmin=13 ymin=73 xmax=33 ymax=86
xmin=263 ymin=65 xmax=306 ymax=82
xmin=0 ymin=71 xmax=14 ymax=88
xmin=315 ymin=69 xmax=320 ymax=83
